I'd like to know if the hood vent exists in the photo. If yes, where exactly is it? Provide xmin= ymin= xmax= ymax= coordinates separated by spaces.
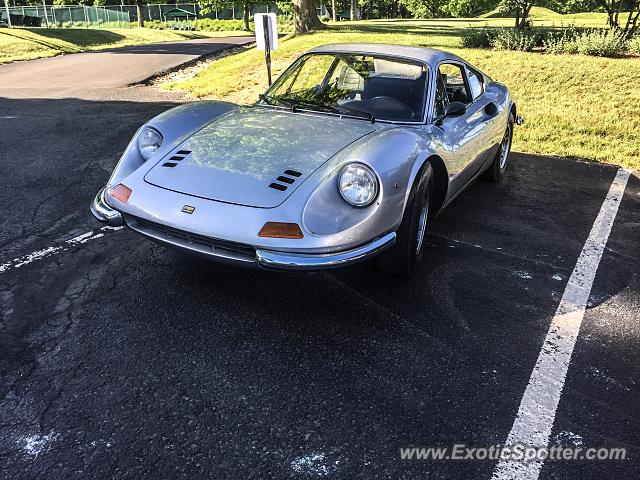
xmin=268 ymin=169 xmax=303 ymax=191
xmin=162 ymin=150 xmax=192 ymax=168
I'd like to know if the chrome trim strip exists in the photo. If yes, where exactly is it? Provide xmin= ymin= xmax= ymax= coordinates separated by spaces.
xmin=255 ymin=232 xmax=396 ymax=270
xmin=90 ymin=187 xmax=124 ymax=227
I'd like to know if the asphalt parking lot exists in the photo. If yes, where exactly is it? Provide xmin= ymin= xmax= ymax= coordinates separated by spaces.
xmin=1 ymin=42 xmax=639 ymax=479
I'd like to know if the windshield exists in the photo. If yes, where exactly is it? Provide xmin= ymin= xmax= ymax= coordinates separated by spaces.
xmin=261 ymin=53 xmax=428 ymax=123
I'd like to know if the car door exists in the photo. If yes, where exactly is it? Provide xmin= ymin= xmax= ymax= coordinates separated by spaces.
xmin=433 ymin=62 xmax=497 ymax=194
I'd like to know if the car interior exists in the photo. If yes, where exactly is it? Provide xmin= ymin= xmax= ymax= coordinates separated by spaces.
xmin=332 ymin=57 xmax=428 ymax=121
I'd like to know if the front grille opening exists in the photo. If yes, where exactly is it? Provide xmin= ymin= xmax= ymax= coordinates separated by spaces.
xmin=177 ymin=150 xmax=191 ymax=155
xmin=162 ymin=162 xmax=178 ymax=167
xmin=277 ymin=176 xmax=295 ymax=184
xmin=126 ymin=216 xmax=255 ymax=260
xmin=169 ymin=156 xmax=185 ymax=161
xmin=269 ymin=183 xmax=287 ymax=191
xmin=284 ymin=169 xmax=302 ymax=177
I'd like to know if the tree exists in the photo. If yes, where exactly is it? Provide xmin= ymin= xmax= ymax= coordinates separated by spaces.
xmin=199 ymin=0 xmax=256 ymax=31
xmin=350 ymin=0 xmax=360 ymax=19
xmin=399 ymin=0 xmax=445 ymax=18
xmin=136 ymin=0 xmax=144 ymax=27
xmin=499 ymin=0 xmax=537 ymax=29
xmin=443 ymin=0 xmax=499 ymax=17
xmin=596 ymin=0 xmax=640 ymax=37
xmin=292 ymin=0 xmax=323 ymax=33
xmin=549 ymin=0 xmax=600 ymax=13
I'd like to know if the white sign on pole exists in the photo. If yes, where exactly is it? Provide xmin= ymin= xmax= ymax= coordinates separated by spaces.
xmin=254 ymin=13 xmax=278 ymax=51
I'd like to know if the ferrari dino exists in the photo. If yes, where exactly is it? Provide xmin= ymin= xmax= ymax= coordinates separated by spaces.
xmin=91 ymin=44 xmax=522 ymax=275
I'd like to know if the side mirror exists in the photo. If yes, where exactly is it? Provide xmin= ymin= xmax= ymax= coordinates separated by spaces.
xmin=444 ymin=101 xmax=467 ymax=117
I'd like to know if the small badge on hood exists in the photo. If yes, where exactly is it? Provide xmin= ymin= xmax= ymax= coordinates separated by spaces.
xmin=181 ymin=205 xmax=195 ymax=214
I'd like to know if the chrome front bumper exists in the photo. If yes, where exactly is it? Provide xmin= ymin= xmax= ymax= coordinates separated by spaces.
xmin=90 ymin=187 xmax=396 ymax=271
xmin=90 ymin=187 xmax=124 ymax=227
xmin=255 ymin=232 xmax=396 ymax=270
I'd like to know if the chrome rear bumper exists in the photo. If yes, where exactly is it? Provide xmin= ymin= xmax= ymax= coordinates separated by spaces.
xmin=90 ymin=187 xmax=396 ymax=271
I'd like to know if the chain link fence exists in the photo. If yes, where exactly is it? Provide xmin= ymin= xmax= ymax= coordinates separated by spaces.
xmin=104 ymin=3 xmax=327 ymax=22
xmin=2 ymin=5 xmax=130 ymax=28
xmin=0 ymin=2 xmax=328 ymax=28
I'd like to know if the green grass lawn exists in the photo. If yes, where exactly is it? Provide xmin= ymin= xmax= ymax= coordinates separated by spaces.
xmin=0 ymin=27 xmax=250 ymax=64
xmin=164 ymin=17 xmax=640 ymax=171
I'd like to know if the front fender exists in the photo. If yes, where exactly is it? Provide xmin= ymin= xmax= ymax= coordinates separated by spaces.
xmin=107 ymin=101 xmax=237 ymax=187
xmin=302 ymin=125 xmax=451 ymax=238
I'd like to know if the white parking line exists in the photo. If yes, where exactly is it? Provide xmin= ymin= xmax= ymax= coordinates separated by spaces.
xmin=491 ymin=168 xmax=631 ymax=480
xmin=0 ymin=226 xmax=123 ymax=274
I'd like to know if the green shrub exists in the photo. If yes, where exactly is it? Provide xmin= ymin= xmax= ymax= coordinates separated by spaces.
xmin=573 ymin=30 xmax=628 ymax=57
xmin=491 ymin=28 xmax=541 ymax=52
xmin=543 ymin=26 xmax=581 ymax=54
xmin=194 ymin=18 xmax=248 ymax=31
xmin=541 ymin=27 xmax=628 ymax=57
xmin=630 ymin=35 xmax=640 ymax=54
xmin=460 ymin=27 xmax=495 ymax=48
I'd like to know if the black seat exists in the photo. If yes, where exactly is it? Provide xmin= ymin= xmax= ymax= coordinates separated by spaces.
xmin=361 ymin=75 xmax=424 ymax=116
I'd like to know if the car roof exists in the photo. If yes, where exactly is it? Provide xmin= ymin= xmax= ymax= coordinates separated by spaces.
xmin=307 ymin=43 xmax=466 ymax=67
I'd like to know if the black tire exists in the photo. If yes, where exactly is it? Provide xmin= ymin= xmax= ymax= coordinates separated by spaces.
xmin=376 ymin=163 xmax=434 ymax=276
xmin=481 ymin=113 xmax=515 ymax=182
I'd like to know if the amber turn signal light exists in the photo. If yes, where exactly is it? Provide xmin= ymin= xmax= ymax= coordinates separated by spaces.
xmin=109 ymin=184 xmax=132 ymax=204
xmin=258 ymin=222 xmax=304 ymax=239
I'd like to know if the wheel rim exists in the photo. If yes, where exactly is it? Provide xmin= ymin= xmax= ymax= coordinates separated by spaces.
xmin=416 ymin=197 xmax=429 ymax=254
xmin=499 ymin=125 xmax=512 ymax=169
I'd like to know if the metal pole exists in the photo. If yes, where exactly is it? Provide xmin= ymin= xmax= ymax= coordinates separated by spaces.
xmin=68 ymin=6 xmax=72 ymax=26
xmin=83 ymin=4 xmax=88 ymax=27
xmin=263 ymin=15 xmax=271 ymax=85
xmin=3 ymin=0 xmax=11 ymax=27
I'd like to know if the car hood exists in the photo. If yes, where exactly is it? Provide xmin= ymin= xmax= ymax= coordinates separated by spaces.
xmin=144 ymin=107 xmax=377 ymax=208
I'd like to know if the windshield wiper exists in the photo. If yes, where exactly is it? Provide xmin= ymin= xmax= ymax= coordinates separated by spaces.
xmin=282 ymin=97 xmax=375 ymax=123
xmin=260 ymin=94 xmax=375 ymax=123
xmin=334 ymin=103 xmax=375 ymax=123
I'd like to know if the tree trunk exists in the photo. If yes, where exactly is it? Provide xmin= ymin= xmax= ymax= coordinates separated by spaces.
xmin=242 ymin=2 xmax=250 ymax=31
xmin=350 ymin=0 xmax=356 ymax=20
xmin=293 ymin=0 xmax=323 ymax=33
xmin=136 ymin=0 xmax=144 ymax=27
xmin=331 ymin=0 xmax=336 ymax=22
xmin=514 ymin=10 xmax=520 ymax=29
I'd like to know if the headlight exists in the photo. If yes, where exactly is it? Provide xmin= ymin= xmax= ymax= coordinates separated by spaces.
xmin=338 ymin=163 xmax=379 ymax=207
xmin=137 ymin=127 xmax=163 ymax=160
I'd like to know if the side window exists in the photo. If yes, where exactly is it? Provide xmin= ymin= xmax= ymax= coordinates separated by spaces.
xmin=467 ymin=67 xmax=484 ymax=100
xmin=438 ymin=63 xmax=472 ymax=105
xmin=433 ymin=72 xmax=448 ymax=119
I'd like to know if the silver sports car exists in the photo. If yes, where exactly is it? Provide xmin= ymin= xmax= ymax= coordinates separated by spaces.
xmin=91 ymin=44 xmax=521 ymax=275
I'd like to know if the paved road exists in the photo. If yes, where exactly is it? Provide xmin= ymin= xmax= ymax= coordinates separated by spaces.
xmin=0 ymin=36 xmax=253 ymax=97
xmin=1 ymin=42 xmax=639 ymax=479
